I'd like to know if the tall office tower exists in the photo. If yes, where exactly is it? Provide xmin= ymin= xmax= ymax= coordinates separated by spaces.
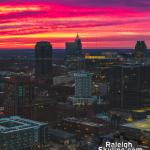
xmin=75 ymin=33 xmax=82 ymax=56
xmin=65 ymin=34 xmax=82 ymax=58
xmin=134 ymin=41 xmax=147 ymax=58
xmin=0 ymin=116 xmax=48 ymax=150
xmin=4 ymin=75 xmax=34 ymax=118
xmin=35 ymin=41 xmax=53 ymax=87
xmin=74 ymin=71 xmax=92 ymax=98
xmin=109 ymin=64 xmax=150 ymax=109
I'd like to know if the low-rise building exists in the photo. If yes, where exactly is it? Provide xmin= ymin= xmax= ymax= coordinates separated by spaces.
xmin=121 ymin=118 xmax=150 ymax=142
xmin=0 ymin=116 xmax=48 ymax=150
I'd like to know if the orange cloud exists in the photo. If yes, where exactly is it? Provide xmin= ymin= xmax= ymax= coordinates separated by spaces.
xmin=0 ymin=2 xmax=150 ymax=49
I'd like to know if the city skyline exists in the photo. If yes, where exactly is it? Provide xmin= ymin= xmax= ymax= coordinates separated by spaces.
xmin=0 ymin=0 xmax=150 ymax=49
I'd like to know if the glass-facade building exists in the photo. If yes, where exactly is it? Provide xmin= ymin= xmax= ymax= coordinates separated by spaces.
xmin=74 ymin=71 xmax=92 ymax=98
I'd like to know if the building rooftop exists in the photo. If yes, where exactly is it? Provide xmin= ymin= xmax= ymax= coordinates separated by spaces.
xmin=132 ymin=107 xmax=150 ymax=113
xmin=122 ymin=119 xmax=150 ymax=132
xmin=49 ymin=128 xmax=75 ymax=140
xmin=0 ymin=116 xmax=47 ymax=133
xmin=96 ymin=113 xmax=111 ymax=121
xmin=64 ymin=117 xmax=103 ymax=128
xmin=74 ymin=71 xmax=92 ymax=77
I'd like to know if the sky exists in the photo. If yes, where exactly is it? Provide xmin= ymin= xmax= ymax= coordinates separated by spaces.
xmin=0 ymin=0 xmax=150 ymax=49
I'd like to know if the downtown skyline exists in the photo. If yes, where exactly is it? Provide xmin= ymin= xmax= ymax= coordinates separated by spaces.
xmin=0 ymin=0 xmax=150 ymax=49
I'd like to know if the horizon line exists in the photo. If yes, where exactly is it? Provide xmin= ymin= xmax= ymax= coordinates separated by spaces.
xmin=0 ymin=48 xmax=136 ymax=50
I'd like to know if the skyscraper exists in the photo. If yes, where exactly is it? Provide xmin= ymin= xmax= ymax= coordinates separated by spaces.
xmin=69 ymin=71 xmax=93 ymax=105
xmin=65 ymin=34 xmax=82 ymax=58
xmin=109 ymin=64 xmax=150 ymax=109
xmin=75 ymin=33 xmax=82 ymax=56
xmin=134 ymin=41 xmax=147 ymax=58
xmin=35 ymin=41 xmax=53 ymax=84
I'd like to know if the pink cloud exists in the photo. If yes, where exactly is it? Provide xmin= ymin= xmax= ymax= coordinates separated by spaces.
xmin=0 ymin=2 xmax=150 ymax=48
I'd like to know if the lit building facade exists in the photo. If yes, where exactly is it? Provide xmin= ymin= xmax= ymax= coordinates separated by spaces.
xmin=74 ymin=71 xmax=92 ymax=98
xmin=70 ymin=71 xmax=94 ymax=105
xmin=0 ymin=116 xmax=48 ymax=150
xmin=121 ymin=118 xmax=150 ymax=142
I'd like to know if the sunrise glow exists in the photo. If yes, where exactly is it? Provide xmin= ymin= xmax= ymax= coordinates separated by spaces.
xmin=0 ymin=0 xmax=150 ymax=49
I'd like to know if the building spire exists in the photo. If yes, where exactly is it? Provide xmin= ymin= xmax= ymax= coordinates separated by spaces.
xmin=76 ymin=33 xmax=79 ymax=39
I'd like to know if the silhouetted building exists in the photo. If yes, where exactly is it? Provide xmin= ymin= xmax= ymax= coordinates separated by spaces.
xmin=65 ymin=34 xmax=82 ymax=58
xmin=0 ymin=116 xmax=48 ymax=150
xmin=48 ymin=128 xmax=75 ymax=145
xmin=109 ymin=64 xmax=150 ymax=109
xmin=61 ymin=117 xmax=104 ymax=135
xmin=35 ymin=41 xmax=53 ymax=87
xmin=32 ymin=96 xmax=58 ymax=126
xmin=134 ymin=41 xmax=147 ymax=58
xmin=4 ymin=75 xmax=34 ymax=118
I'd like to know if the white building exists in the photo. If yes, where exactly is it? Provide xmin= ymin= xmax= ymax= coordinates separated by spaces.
xmin=69 ymin=71 xmax=95 ymax=105
xmin=74 ymin=71 xmax=92 ymax=98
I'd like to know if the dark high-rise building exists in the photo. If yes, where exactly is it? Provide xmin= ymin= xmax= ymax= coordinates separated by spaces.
xmin=109 ymin=64 xmax=150 ymax=109
xmin=75 ymin=34 xmax=82 ymax=55
xmin=35 ymin=41 xmax=53 ymax=85
xmin=4 ymin=75 xmax=35 ymax=118
xmin=65 ymin=34 xmax=82 ymax=58
xmin=134 ymin=41 xmax=147 ymax=58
